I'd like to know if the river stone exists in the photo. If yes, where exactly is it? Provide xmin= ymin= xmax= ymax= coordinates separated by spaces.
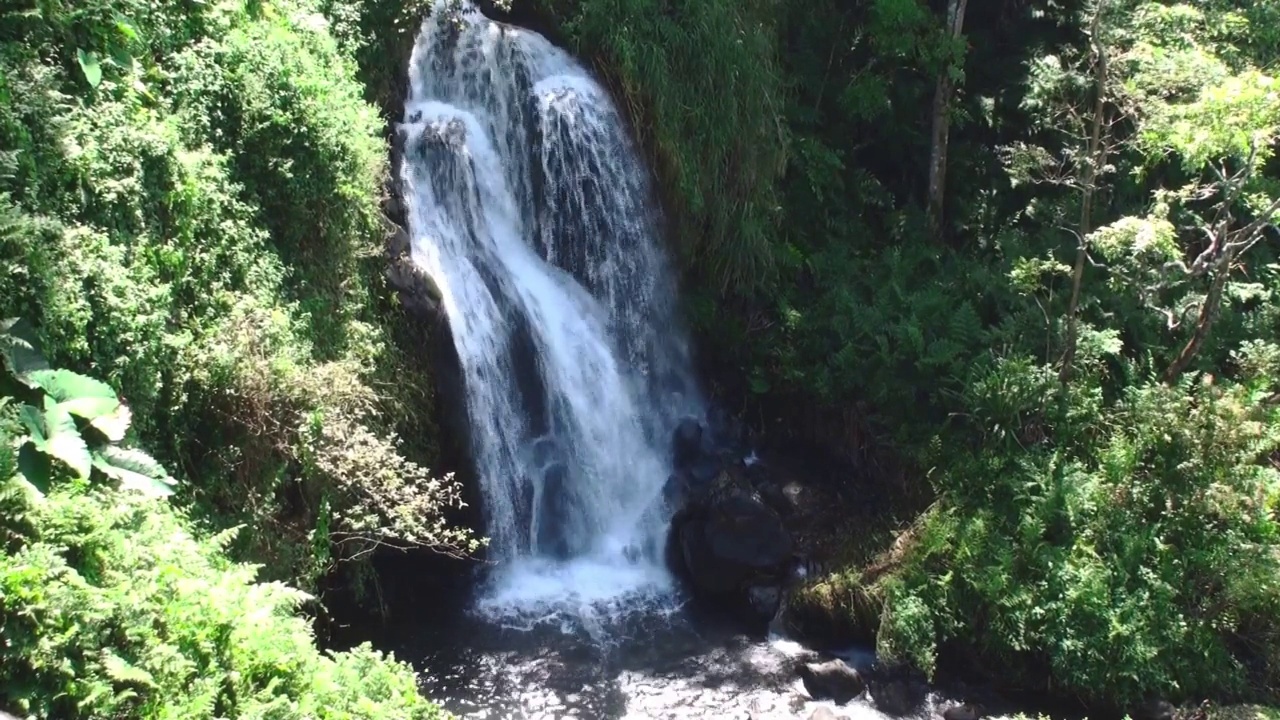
xmin=809 ymin=708 xmax=847 ymax=720
xmin=798 ymin=659 xmax=865 ymax=704
xmin=870 ymin=676 xmax=927 ymax=716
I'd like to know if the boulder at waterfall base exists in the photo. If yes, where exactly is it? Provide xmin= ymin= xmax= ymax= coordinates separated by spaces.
xmin=667 ymin=460 xmax=793 ymax=623
xmin=798 ymin=659 xmax=866 ymax=704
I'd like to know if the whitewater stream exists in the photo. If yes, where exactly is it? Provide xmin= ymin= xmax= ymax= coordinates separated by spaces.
xmin=386 ymin=3 xmax=1007 ymax=718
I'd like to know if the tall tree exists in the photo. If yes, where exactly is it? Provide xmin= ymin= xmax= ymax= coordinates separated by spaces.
xmin=926 ymin=0 xmax=969 ymax=238
xmin=1059 ymin=0 xmax=1111 ymax=383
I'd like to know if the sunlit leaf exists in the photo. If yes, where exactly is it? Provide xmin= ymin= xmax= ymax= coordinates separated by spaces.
xmin=114 ymin=17 xmax=139 ymax=42
xmin=60 ymin=396 xmax=121 ymax=422
xmin=77 ymin=48 xmax=102 ymax=88
xmin=93 ymin=446 xmax=175 ymax=497
xmin=90 ymin=404 xmax=133 ymax=443
xmin=102 ymin=650 xmax=156 ymax=687
xmin=28 ymin=369 xmax=118 ymax=404
xmin=35 ymin=399 xmax=91 ymax=479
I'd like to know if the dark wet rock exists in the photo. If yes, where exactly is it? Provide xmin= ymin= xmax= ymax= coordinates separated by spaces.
xmin=387 ymin=219 xmax=411 ymax=256
xmin=689 ymin=455 xmax=722 ymax=484
xmin=943 ymin=703 xmax=981 ymax=720
xmin=535 ymin=462 xmax=579 ymax=559
xmin=757 ymin=481 xmax=792 ymax=516
xmin=385 ymin=251 xmax=444 ymax=318
xmin=798 ymin=659 xmax=865 ymax=704
xmin=707 ymin=405 xmax=749 ymax=453
xmin=743 ymin=459 xmax=772 ymax=487
xmin=384 ymin=187 xmax=405 ymax=223
xmin=663 ymin=471 xmax=692 ymax=507
xmin=668 ymin=467 xmax=793 ymax=624
xmin=673 ymin=418 xmax=703 ymax=468
xmin=1134 ymin=699 xmax=1176 ymax=720
xmin=869 ymin=675 xmax=928 ymax=717
xmin=746 ymin=584 xmax=783 ymax=621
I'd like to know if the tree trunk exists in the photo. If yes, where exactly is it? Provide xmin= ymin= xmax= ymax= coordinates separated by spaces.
xmin=926 ymin=0 xmax=968 ymax=239
xmin=1059 ymin=5 xmax=1108 ymax=384
xmin=1163 ymin=249 xmax=1233 ymax=383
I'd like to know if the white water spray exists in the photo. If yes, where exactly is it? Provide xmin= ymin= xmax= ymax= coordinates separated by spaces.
xmin=400 ymin=2 xmax=701 ymax=623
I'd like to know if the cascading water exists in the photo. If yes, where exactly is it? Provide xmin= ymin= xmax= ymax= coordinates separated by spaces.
xmin=399 ymin=1 xmax=701 ymax=625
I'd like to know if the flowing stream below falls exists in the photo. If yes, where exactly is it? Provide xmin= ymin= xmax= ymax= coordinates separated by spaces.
xmin=337 ymin=574 xmax=988 ymax=720
xmin=376 ymin=4 xmax=1032 ymax=719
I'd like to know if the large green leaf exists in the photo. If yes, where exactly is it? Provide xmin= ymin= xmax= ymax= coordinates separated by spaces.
xmin=18 ymin=403 xmax=43 ymax=438
xmin=25 ymin=368 xmax=129 ymax=438
xmin=61 ymin=395 xmax=121 ymax=422
xmin=90 ymin=404 xmax=133 ymax=443
xmin=28 ymin=369 xmax=117 ymax=404
xmin=93 ymin=446 xmax=175 ymax=498
xmin=32 ymin=398 xmax=91 ymax=479
xmin=77 ymin=48 xmax=102 ymax=88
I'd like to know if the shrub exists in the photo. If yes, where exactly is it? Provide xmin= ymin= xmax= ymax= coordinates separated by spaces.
xmin=0 ymin=483 xmax=442 ymax=720
xmin=0 ymin=0 xmax=474 ymax=592
xmin=877 ymin=354 xmax=1280 ymax=705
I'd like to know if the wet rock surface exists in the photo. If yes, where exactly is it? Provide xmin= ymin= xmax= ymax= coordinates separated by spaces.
xmin=353 ymin=594 xmax=973 ymax=720
xmin=798 ymin=659 xmax=866 ymax=704
xmin=664 ymin=417 xmax=848 ymax=628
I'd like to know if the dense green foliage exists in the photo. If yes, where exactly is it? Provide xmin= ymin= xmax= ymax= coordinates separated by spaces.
xmin=0 ymin=0 xmax=480 ymax=710
xmin=0 ymin=316 xmax=440 ymax=717
xmin=4 ymin=0 xmax=1279 ymax=711
xmin=0 ymin=0 xmax=477 ymax=591
xmin=540 ymin=0 xmax=1280 ymax=707
xmin=0 ymin=370 xmax=439 ymax=719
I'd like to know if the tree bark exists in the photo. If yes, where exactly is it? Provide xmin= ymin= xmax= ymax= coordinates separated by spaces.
xmin=1163 ymin=194 xmax=1280 ymax=383
xmin=926 ymin=0 xmax=968 ymax=239
xmin=1059 ymin=4 xmax=1108 ymax=384
xmin=1163 ymin=250 xmax=1232 ymax=383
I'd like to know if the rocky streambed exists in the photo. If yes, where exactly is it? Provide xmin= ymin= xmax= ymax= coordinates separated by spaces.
xmin=342 ymin=576 xmax=991 ymax=720
xmin=331 ymin=415 xmax=1019 ymax=720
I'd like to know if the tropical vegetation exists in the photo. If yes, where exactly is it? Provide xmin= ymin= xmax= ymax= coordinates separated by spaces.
xmin=0 ymin=0 xmax=466 ymax=715
xmin=535 ymin=0 xmax=1280 ymax=707
xmin=4 ymin=0 xmax=1280 ymax=713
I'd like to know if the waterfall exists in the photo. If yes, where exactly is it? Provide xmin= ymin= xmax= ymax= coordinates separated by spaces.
xmin=400 ymin=1 xmax=701 ymax=620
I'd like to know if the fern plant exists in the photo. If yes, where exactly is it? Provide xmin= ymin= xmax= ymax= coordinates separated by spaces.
xmin=1 ymin=318 xmax=175 ymax=497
